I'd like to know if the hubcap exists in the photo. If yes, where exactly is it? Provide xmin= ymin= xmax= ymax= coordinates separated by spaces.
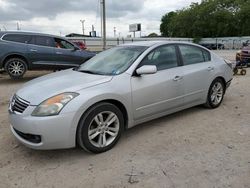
xmin=8 ymin=61 xmax=25 ymax=76
xmin=211 ymin=82 xmax=223 ymax=105
xmin=88 ymin=111 xmax=119 ymax=148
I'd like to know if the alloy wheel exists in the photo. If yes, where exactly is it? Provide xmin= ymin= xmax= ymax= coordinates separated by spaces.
xmin=8 ymin=60 xmax=25 ymax=76
xmin=210 ymin=82 xmax=223 ymax=105
xmin=88 ymin=111 xmax=120 ymax=148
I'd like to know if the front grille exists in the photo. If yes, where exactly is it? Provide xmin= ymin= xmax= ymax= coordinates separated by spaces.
xmin=10 ymin=95 xmax=30 ymax=114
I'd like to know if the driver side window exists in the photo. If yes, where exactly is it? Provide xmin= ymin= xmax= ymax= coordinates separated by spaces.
xmin=54 ymin=38 xmax=75 ymax=50
xmin=140 ymin=45 xmax=178 ymax=71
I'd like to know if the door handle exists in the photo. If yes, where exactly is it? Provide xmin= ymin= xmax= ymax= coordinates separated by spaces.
xmin=173 ymin=76 xmax=183 ymax=81
xmin=30 ymin=49 xmax=37 ymax=52
xmin=207 ymin=66 xmax=214 ymax=71
xmin=56 ymin=52 xmax=63 ymax=55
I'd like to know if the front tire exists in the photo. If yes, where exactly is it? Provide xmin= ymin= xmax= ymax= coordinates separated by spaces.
xmin=205 ymin=78 xmax=225 ymax=109
xmin=77 ymin=103 xmax=124 ymax=153
xmin=4 ymin=58 xmax=27 ymax=79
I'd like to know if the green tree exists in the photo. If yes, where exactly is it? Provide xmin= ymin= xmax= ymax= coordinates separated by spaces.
xmin=147 ymin=33 xmax=159 ymax=37
xmin=160 ymin=11 xmax=176 ymax=37
xmin=160 ymin=0 xmax=250 ymax=38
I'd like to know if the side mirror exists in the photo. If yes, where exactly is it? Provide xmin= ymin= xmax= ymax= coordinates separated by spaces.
xmin=136 ymin=65 xmax=157 ymax=75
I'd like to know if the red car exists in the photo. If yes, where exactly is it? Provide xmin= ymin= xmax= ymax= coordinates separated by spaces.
xmin=236 ymin=42 xmax=250 ymax=66
xmin=72 ymin=41 xmax=87 ymax=50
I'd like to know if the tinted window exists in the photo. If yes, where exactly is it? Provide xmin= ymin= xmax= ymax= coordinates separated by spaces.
xmin=140 ymin=45 xmax=178 ymax=71
xmin=34 ymin=36 xmax=54 ymax=47
xmin=2 ymin=34 xmax=31 ymax=44
xmin=179 ymin=45 xmax=210 ymax=65
xmin=54 ymin=38 xmax=75 ymax=49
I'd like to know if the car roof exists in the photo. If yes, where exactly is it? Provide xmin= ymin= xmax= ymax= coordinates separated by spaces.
xmin=120 ymin=41 xmax=210 ymax=51
xmin=0 ymin=31 xmax=64 ymax=39
xmin=120 ymin=41 xmax=196 ymax=47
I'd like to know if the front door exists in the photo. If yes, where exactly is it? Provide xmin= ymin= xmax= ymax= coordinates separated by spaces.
xmin=131 ymin=45 xmax=184 ymax=120
xmin=54 ymin=38 xmax=84 ymax=68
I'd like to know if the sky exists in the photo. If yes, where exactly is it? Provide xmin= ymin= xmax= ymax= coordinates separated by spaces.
xmin=0 ymin=0 xmax=201 ymax=37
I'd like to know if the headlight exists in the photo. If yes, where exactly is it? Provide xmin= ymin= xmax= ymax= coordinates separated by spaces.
xmin=32 ymin=92 xmax=79 ymax=116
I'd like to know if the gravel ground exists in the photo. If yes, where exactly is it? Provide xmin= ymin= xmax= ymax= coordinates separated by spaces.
xmin=0 ymin=53 xmax=249 ymax=188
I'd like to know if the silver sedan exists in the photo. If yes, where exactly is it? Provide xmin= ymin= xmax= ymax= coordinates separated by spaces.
xmin=8 ymin=41 xmax=233 ymax=153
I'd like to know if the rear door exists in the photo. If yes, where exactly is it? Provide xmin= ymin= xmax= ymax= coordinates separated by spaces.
xmin=131 ymin=45 xmax=184 ymax=120
xmin=27 ymin=35 xmax=57 ymax=69
xmin=178 ymin=44 xmax=214 ymax=105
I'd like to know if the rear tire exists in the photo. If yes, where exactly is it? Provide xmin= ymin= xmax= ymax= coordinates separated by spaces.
xmin=77 ymin=102 xmax=124 ymax=153
xmin=204 ymin=78 xmax=225 ymax=109
xmin=4 ymin=58 xmax=27 ymax=79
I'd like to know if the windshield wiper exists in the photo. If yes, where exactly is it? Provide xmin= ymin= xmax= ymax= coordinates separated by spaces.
xmin=78 ymin=69 xmax=106 ymax=75
xmin=78 ymin=70 xmax=97 ymax=74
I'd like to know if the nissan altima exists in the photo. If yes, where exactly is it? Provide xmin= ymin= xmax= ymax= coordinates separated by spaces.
xmin=8 ymin=41 xmax=233 ymax=153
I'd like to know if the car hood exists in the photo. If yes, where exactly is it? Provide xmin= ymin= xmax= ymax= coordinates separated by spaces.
xmin=16 ymin=69 xmax=113 ymax=105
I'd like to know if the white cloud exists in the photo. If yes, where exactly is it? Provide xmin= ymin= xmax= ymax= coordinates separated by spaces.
xmin=0 ymin=0 xmax=201 ymax=37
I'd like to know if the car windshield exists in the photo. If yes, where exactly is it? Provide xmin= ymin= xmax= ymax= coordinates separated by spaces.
xmin=78 ymin=46 xmax=147 ymax=75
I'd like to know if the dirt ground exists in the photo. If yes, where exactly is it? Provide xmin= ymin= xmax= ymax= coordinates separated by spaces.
xmin=0 ymin=52 xmax=250 ymax=188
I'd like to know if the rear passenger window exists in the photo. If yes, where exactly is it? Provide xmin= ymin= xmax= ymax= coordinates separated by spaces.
xmin=179 ymin=45 xmax=211 ymax=65
xmin=34 ymin=36 xmax=54 ymax=47
xmin=140 ymin=45 xmax=178 ymax=71
xmin=202 ymin=50 xmax=210 ymax=62
xmin=2 ymin=34 xmax=31 ymax=44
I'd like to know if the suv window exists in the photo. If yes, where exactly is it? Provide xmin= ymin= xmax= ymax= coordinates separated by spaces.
xmin=2 ymin=34 xmax=31 ymax=44
xmin=33 ymin=36 xmax=55 ymax=47
xmin=179 ymin=45 xmax=211 ymax=65
xmin=54 ymin=38 xmax=75 ymax=50
xmin=140 ymin=45 xmax=178 ymax=71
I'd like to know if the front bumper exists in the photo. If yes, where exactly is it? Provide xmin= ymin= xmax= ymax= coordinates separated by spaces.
xmin=9 ymin=107 xmax=77 ymax=150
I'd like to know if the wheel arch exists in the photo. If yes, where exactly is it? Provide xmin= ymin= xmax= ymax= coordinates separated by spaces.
xmin=214 ymin=76 xmax=226 ymax=89
xmin=77 ymin=99 xmax=129 ymax=130
xmin=3 ymin=54 xmax=29 ymax=69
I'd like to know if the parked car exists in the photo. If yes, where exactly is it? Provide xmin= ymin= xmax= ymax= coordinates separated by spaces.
xmin=236 ymin=44 xmax=250 ymax=66
xmin=9 ymin=41 xmax=233 ymax=153
xmin=200 ymin=43 xmax=224 ymax=50
xmin=0 ymin=31 xmax=95 ymax=79
xmin=71 ymin=41 xmax=87 ymax=50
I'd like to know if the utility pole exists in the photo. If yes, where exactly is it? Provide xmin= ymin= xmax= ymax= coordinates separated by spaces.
xmin=80 ymin=20 xmax=85 ymax=35
xmin=17 ymin=22 xmax=20 ymax=30
xmin=114 ymin=27 xmax=116 ymax=37
xmin=100 ymin=0 xmax=106 ymax=50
